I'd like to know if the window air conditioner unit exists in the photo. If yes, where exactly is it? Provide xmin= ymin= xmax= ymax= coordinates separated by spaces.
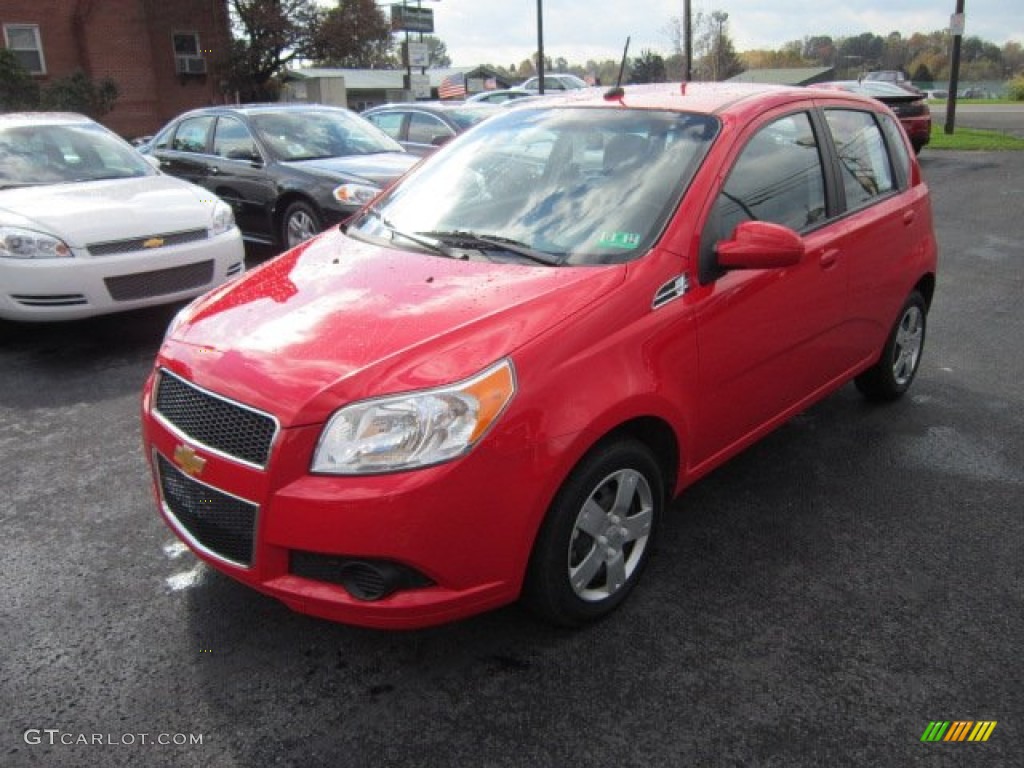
xmin=175 ymin=55 xmax=207 ymax=75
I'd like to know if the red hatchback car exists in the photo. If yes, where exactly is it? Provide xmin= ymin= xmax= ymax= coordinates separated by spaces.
xmin=142 ymin=83 xmax=937 ymax=629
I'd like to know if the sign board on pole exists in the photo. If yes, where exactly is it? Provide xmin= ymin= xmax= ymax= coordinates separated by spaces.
xmin=949 ymin=13 xmax=966 ymax=36
xmin=405 ymin=41 xmax=429 ymax=68
xmin=408 ymin=74 xmax=431 ymax=100
xmin=392 ymin=5 xmax=434 ymax=33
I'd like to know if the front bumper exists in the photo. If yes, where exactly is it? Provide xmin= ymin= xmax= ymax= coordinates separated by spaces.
xmin=0 ymin=230 xmax=244 ymax=321
xmin=142 ymin=370 xmax=548 ymax=629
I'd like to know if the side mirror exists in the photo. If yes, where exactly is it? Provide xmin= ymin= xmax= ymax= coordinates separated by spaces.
xmin=431 ymin=135 xmax=452 ymax=147
xmin=716 ymin=220 xmax=804 ymax=270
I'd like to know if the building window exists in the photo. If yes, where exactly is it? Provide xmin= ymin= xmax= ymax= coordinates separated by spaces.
xmin=4 ymin=24 xmax=46 ymax=75
xmin=172 ymin=31 xmax=207 ymax=75
xmin=173 ymin=31 xmax=201 ymax=57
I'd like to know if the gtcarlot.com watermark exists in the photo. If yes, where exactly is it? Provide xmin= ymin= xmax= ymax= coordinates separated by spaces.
xmin=24 ymin=729 xmax=203 ymax=747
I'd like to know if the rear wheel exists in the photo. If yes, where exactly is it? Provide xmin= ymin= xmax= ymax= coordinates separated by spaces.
xmin=523 ymin=439 xmax=663 ymax=627
xmin=855 ymin=290 xmax=927 ymax=400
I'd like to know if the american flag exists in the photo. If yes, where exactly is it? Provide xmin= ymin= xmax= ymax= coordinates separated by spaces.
xmin=438 ymin=72 xmax=467 ymax=99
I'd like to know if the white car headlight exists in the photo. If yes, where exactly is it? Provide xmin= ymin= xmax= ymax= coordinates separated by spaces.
xmin=211 ymin=199 xmax=236 ymax=235
xmin=0 ymin=226 xmax=72 ymax=259
xmin=312 ymin=359 xmax=516 ymax=474
xmin=333 ymin=183 xmax=380 ymax=206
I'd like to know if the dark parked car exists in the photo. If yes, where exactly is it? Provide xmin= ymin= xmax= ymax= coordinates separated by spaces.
xmin=810 ymin=81 xmax=931 ymax=154
xmin=144 ymin=104 xmax=418 ymax=249
xmin=362 ymin=102 xmax=499 ymax=156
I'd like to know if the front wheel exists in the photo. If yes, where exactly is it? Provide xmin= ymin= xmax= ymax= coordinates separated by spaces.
xmin=855 ymin=290 xmax=927 ymax=401
xmin=523 ymin=439 xmax=663 ymax=627
xmin=281 ymin=200 xmax=322 ymax=249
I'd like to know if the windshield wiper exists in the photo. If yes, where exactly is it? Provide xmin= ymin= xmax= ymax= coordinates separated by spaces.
xmin=360 ymin=208 xmax=458 ymax=258
xmin=420 ymin=230 xmax=562 ymax=266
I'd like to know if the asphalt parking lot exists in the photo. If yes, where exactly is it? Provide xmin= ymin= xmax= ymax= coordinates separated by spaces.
xmin=2 ymin=150 xmax=1022 ymax=767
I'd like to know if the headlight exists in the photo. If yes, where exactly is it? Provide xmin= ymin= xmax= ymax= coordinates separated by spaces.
xmin=0 ymin=226 xmax=72 ymax=259
xmin=312 ymin=359 xmax=516 ymax=474
xmin=211 ymin=199 xmax=235 ymax=235
xmin=333 ymin=183 xmax=379 ymax=206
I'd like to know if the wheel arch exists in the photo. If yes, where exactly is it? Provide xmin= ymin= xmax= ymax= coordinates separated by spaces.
xmin=915 ymin=272 xmax=936 ymax=310
xmin=272 ymin=191 xmax=323 ymax=238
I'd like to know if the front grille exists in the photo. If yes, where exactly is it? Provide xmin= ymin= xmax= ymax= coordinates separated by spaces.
xmin=88 ymin=228 xmax=209 ymax=256
xmin=157 ymin=454 xmax=257 ymax=566
xmin=154 ymin=370 xmax=277 ymax=467
xmin=105 ymin=260 xmax=214 ymax=301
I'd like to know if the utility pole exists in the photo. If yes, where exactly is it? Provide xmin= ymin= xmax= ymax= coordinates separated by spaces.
xmin=945 ymin=0 xmax=966 ymax=134
xmin=536 ymin=0 xmax=545 ymax=94
xmin=684 ymin=0 xmax=692 ymax=81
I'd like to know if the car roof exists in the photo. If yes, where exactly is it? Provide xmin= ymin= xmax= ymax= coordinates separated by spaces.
xmin=173 ymin=103 xmax=354 ymax=119
xmin=365 ymin=102 xmax=497 ymax=113
xmin=0 ymin=111 xmax=96 ymax=127
xmin=513 ymin=82 xmax=863 ymax=116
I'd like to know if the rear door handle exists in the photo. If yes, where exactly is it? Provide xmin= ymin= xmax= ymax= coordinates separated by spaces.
xmin=903 ymin=209 xmax=916 ymax=225
xmin=206 ymin=165 xmax=220 ymax=176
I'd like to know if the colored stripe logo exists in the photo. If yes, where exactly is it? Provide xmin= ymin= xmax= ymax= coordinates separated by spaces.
xmin=921 ymin=721 xmax=997 ymax=742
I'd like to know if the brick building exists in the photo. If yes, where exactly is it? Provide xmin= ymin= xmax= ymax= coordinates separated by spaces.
xmin=1 ymin=0 xmax=232 ymax=138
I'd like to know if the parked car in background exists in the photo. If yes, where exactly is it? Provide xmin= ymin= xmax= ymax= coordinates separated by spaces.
xmin=520 ymin=73 xmax=589 ymax=92
xmin=143 ymin=104 xmax=418 ymax=250
xmin=466 ymin=89 xmax=533 ymax=105
xmin=810 ymin=80 xmax=932 ymax=154
xmin=142 ymin=82 xmax=937 ymax=630
xmin=1 ymin=112 xmax=244 ymax=322
xmin=362 ymin=102 xmax=499 ymax=156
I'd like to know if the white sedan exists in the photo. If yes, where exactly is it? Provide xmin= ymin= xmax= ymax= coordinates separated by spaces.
xmin=0 ymin=113 xmax=245 ymax=322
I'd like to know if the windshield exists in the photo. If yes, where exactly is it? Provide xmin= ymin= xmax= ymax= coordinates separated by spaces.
xmin=348 ymin=106 xmax=718 ymax=265
xmin=0 ymin=122 xmax=155 ymax=187
xmin=250 ymin=109 xmax=404 ymax=161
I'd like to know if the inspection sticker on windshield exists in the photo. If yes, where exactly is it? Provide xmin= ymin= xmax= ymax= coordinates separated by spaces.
xmin=596 ymin=231 xmax=641 ymax=249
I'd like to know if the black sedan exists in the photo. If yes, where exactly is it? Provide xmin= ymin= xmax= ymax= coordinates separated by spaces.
xmin=362 ymin=102 xmax=499 ymax=156
xmin=144 ymin=104 xmax=419 ymax=249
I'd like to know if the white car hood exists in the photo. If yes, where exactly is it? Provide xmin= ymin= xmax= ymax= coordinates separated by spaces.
xmin=0 ymin=175 xmax=215 ymax=248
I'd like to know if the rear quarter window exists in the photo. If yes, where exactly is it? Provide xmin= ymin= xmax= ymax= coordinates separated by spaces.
xmin=823 ymin=109 xmax=896 ymax=209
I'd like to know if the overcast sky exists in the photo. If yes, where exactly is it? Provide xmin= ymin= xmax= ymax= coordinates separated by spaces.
xmin=403 ymin=0 xmax=1022 ymax=68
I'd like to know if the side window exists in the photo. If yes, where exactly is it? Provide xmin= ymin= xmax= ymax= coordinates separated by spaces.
xmin=171 ymin=116 xmax=215 ymax=153
xmin=824 ymin=109 xmax=895 ymax=209
xmin=365 ymin=112 xmax=404 ymax=141
xmin=213 ymin=117 xmax=258 ymax=160
xmin=715 ymin=112 xmax=826 ymax=238
xmin=3 ymin=24 xmax=46 ymax=74
xmin=878 ymin=112 xmax=911 ymax=190
xmin=408 ymin=113 xmax=452 ymax=145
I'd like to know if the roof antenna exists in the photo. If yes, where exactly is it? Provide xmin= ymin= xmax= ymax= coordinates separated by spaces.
xmin=604 ymin=36 xmax=631 ymax=100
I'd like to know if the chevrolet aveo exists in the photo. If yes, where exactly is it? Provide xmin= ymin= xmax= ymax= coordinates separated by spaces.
xmin=142 ymin=83 xmax=938 ymax=629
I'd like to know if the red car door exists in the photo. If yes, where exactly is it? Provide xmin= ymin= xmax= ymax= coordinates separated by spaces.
xmin=688 ymin=109 xmax=850 ymax=469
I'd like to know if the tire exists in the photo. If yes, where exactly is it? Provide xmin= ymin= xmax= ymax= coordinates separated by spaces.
xmin=281 ymin=200 xmax=322 ymax=249
xmin=855 ymin=290 xmax=927 ymax=401
xmin=523 ymin=439 xmax=663 ymax=627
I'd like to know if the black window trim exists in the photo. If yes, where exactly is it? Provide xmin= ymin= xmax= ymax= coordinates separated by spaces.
xmin=815 ymin=105 xmax=903 ymax=219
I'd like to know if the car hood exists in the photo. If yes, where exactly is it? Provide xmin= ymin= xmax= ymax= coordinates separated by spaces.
xmin=288 ymin=152 xmax=419 ymax=186
xmin=0 ymin=175 xmax=216 ymax=247
xmin=159 ymin=229 xmax=624 ymax=426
